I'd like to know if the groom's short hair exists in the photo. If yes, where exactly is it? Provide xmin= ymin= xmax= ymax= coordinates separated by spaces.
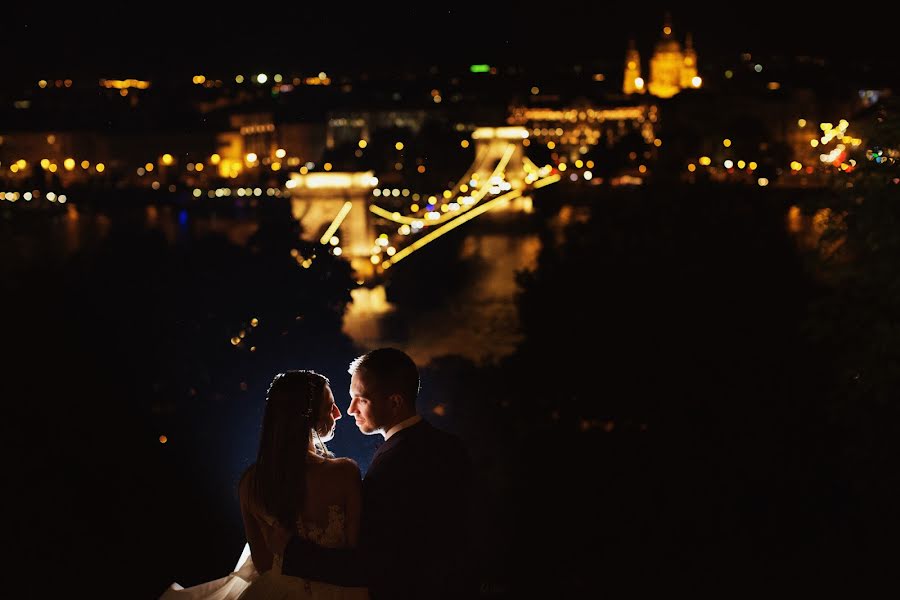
xmin=349 ymin=347 xmax=420 ymax=407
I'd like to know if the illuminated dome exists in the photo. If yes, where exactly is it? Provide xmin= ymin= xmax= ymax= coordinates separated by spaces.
xmin=623 ymin=15 xmax=700 ymax=99
xmin=655 ymin=37 xmax=682 ymax=54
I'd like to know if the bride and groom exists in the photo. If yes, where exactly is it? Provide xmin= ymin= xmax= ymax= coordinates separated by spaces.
xmin=162 ymin=348 xmax=474 ymax=599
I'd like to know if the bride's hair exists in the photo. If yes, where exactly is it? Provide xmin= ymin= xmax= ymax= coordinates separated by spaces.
xmin=253 ymin=370 xmax=329 ymax=530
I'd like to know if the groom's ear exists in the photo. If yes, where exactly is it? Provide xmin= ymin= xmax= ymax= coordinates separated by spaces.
xmin=388 ymin=393 xmax=404 ymax=412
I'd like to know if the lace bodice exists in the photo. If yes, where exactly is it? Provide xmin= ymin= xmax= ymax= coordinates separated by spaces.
xmin=296 ymin=504 xmax=346 ymax=549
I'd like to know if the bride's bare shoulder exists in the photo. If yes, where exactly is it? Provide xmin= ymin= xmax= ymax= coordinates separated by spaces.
xmin=323 ymin=456 xmax=361 ymax=482
xmin=323 ymin=455 xmax=358 ymax=470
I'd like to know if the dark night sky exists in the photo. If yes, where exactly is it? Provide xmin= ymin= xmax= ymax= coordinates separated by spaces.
xmin=4 ymin=6 xmax=893 ymax=77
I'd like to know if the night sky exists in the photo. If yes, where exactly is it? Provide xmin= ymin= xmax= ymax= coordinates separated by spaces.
xmin=5 ymin=6 xmax=894 ymax=77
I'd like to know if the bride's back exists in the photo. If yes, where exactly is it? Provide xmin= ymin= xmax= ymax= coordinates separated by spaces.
xmin=294 ymin=456 xmax=359 ymax=546
xmin=240 ymin=455 xmax=362 ymax=565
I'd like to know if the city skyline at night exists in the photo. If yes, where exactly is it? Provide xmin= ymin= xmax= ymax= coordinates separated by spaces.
xmin=5 ymin=6 xmax=899 ymax=597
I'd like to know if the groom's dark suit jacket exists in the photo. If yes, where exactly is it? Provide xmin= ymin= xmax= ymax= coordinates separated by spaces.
xmin=282 ymin=419 xmax=474 ymax=599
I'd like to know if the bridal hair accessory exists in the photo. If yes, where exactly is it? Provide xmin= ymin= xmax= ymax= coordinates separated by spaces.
xmin=302 ymin=374 xmax=318 ymax=419
xmin=303 ymin=371 xmax=328 ymax=457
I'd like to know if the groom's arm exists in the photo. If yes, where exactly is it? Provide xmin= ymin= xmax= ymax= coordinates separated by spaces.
xmin=280 ymin=535 xmax=368 ymax=586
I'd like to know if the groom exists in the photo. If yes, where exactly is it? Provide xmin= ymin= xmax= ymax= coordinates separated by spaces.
xmin=281 ymin=347 xmax=475 ymax=599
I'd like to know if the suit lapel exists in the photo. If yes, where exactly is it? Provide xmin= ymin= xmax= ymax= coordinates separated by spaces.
xmin=366 ymin=420 xmax=428 ymax=476
xmin=368 ymin=441 xmax=390 ymax=473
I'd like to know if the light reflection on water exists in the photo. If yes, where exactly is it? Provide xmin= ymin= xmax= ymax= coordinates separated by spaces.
xmin=343 ymin=232 xmax=542 ymax=366
xmin=340 ymin=200 xmax=827 ymax=367
xmin=10 ymin=199 xmax=829 ymax=366
xmin=51 ymin=203 xmax=543 ymax=366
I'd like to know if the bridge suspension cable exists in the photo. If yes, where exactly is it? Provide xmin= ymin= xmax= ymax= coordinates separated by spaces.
xmin=369 ymin=143 xmax=517 ymax=226
xmin=382 ymin=172 xmax=560 ymax=269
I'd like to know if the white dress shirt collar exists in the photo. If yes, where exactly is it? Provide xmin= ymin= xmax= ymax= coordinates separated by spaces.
xmin=384 ymin=414 xmax=422 ymax=440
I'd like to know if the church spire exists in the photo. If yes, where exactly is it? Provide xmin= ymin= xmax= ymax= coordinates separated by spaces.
xmin=623 ymin=37 xmax=644 ymax=95
xmin=681 ymin=31 xmax=699 ymax=89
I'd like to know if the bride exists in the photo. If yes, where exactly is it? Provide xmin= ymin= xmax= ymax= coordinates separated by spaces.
xmin=161 ymin=370 xmax=368 ymax=599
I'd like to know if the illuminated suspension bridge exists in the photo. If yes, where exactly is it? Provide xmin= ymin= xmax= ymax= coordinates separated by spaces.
xmin=287 ymin=126 xmax=560 ymax=280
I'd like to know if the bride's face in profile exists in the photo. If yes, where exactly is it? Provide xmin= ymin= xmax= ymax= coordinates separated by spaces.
xmin=316 ymin=384 xmax=342 ymax=442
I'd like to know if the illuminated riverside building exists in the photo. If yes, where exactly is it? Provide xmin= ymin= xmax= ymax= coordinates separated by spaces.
xmin=624 ymin=15 xmax=701 ymax=98
xmin=507 ymin=104 xmax=658 ymax=155
xmin=216 ymin=113 xmax=326 ymax=180
xmin=0 ymin=129 xmax=215 ymax=187
xmin=326 ymin=110 xmax=429 ymax=149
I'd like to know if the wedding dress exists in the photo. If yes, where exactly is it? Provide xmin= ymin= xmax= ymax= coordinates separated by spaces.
xmin=160 ymin=505 xmax=368 ymax=600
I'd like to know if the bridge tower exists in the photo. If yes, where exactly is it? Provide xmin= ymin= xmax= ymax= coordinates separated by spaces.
xmin=469 ymin=126 xmax=530 ymax=211
xmin=287 ymin=171 xmax=378 ymax=278
xmin=470 ymin=126 xmax=528 ymax=185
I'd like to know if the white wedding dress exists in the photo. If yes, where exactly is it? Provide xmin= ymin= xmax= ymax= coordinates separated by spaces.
xmin=160 ymin=505 xmax=368 ymax=600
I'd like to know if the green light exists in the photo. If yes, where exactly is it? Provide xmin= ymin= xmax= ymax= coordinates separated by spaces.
xmin=470 ymin=64 xmax=490 ymax=73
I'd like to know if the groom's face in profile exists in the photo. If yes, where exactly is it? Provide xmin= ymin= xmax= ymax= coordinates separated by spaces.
xmin=348 ymin=371 xmax=391 ymax=435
